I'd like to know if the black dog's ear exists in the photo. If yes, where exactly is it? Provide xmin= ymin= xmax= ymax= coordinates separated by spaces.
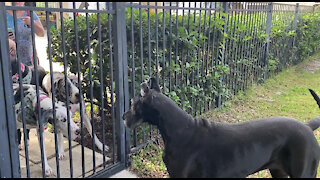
xmin=140 ymin=82 xmax=149 ymax=97
xmin=148 ymin=77 xmax=161 ymax=92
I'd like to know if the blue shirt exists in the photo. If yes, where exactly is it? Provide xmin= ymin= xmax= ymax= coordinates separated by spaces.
xmin=7 ymin=11 xmax=40 ymax=65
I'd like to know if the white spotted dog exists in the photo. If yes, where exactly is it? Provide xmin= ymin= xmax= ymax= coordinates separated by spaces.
xmin=11 ymin=60 xmax=47 ymax=149
xmin=42 ymin=72 xmax=109 ymax=152
xmin=12 ymin=83 xmax=80 ymax=177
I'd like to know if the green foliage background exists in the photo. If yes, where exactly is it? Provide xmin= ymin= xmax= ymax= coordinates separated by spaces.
xmin=49 ymin=4 xmax=320 ymax=116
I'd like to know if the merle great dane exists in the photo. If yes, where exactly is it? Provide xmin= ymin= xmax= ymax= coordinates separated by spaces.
xmin=13 ymin=83 xmax=80 ymax=176
xmin=123 ymin=78 xmax=320 ymax=178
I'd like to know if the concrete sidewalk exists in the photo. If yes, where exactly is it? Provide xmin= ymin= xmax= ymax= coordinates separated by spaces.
xmin=110 ymin=170 xmax=138 ymax=178
xmin=19 ymin=129 xmax=109 ymax=178
xmin=19 ymin=129 xmax=138 ymax=178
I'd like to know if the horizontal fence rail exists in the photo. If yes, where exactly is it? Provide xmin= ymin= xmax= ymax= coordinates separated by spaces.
xmin=0 ymin=1 xmax=319 ymax=178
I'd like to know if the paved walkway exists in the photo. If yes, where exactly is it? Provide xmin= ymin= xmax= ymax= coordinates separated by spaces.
xmin=110 ymin=170 xmax=138 ymax=178
xmin=19 ymin=129 xmax=109 ymax=178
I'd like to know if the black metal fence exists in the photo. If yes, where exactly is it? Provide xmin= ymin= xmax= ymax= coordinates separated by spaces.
xmin=0 ymin=2 xmax=126 ymax=178
xmin=0 ymin=2 xmax=319 ymax=178
xmin=124 ymin=1 xmax=320 ymax=158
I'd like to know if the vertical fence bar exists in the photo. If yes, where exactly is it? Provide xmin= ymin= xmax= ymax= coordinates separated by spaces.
xmin=180 ymin=2 xmax=185 ymax=91
xmin=162 ymin=2 xmax=166 ymax=89
xmin=230 ymin=2 xmax=239 ymax=95
xmin=210 ymin=2 xmax=218 ymax=108
xmin=186 ymin=2 xmax=191 ymax=113
xmin=251 ymin=3 xmax=259 ymax=83
xmin=29 ymin=7 xmax=47 ymax=178
xmin=148 ymin=2 xmax=151 ymax=79
xmin=155 ymin=2 xmax=159 ymax=82
xmin=205 ymin=2 xmax=213 ymax=111
xmin=0 ymin=2 xmax=20 ymax=178
xmin=263 ymin=2 xmax=273 ymax=80
xmin=138 ymin=2 xmax=146 ymax=145
xmin=217 ymin=2 xmax=228 ymax=108
xmin=174 ymin=2 xmax=179 ymax=88
xmin=247 ymin=2 xmax=254 ymax=88
xmin=239 ymin=3 xmax=248 ymax=92
xmin=121 ymin=3 xmax=130 ymax=168
xmin=168 ymin=2 xmax=173 ymax=92
xmin=130 ymin=2 xmax=137 ymax=149
xmin=200 ymin=2 xmax=207 ymax=114
xmin=292 ymin=3 xmax=299 ymax=48
xmin=11 ymin=2 xmax=30 ymax=177
xmin=234 ymin=2 xmax=243 ymax=95
xmin=112 ymin=2 xmax=126 ymax=165
xmin=257 ymin=3 xmax=266 ymax=80
xmin=59 ymin=2 xmax=74 ymax=177
xmin=84 ymin=2 xmax=96 ymax=174
xmin=191 ymin=2 xmax=196 ymax=116
xmin=71 ymin=2 xmax=85 ymax=177
xmin=46 ymin=2 xmax=60 ymax=177
xmin=107 ymin=5 xmax=116 ymax=164
xmin=96 ymin=2 xmax=106 ymax=168
xmin=147 ymin=2 xmax=152 ymax=141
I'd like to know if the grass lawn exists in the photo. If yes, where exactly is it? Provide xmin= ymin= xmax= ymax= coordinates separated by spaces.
xmin=129 ymin=52 xmax=320 ymax=178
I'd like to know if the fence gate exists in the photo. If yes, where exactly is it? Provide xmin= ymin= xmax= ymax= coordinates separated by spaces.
xmin=0 ymin=2 xmax=128 ymax=178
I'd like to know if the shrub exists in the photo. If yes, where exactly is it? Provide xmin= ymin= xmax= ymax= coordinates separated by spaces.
xmin=49 ymin=5 xmax=320 ymax=115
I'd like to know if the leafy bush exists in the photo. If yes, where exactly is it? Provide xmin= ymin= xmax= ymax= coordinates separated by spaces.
xmin=49 ymin=5 xmax=320 ymax=115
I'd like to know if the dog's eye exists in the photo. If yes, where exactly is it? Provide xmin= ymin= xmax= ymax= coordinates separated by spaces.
xmin=61 ymin=118 xmax=66 ymax=122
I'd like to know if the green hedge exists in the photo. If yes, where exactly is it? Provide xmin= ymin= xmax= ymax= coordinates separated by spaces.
xmin=49 ymin=6 xmax=320 ymax=115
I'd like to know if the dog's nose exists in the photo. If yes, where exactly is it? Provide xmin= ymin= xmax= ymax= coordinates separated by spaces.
xmin=75 ymin=93 xmax=80 ymax=100
xmin=75 ymin=129 xmax=80 ymax=136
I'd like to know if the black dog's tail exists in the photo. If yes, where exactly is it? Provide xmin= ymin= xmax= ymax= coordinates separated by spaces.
xmin=307 ymin=89 xmax=320 ymax=130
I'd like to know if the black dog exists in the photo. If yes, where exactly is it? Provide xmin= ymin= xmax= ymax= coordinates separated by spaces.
xmin=123 ymin=78 xmax=320 ymax=178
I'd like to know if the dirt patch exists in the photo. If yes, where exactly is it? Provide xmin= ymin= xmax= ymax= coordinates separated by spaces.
xmin=302 ymin=59 xmax=320 ymax=73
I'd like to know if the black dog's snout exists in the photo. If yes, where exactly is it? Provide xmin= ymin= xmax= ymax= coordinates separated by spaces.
xmin=75 ymin=129 xmax=80 ymax=136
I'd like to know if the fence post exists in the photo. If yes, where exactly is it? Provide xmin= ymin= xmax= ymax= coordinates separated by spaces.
xmin=112 ymin=2 xmax=128 ymax=166
xmin=216 ymin=2 xmax=228 ymax=108
xmin=263 ymin=2 xmax=273 ymax=81
xmin=0 ymin=2 xmax=20 ymax=178
xmin=292 ymin=3 xmax=299 ymax=62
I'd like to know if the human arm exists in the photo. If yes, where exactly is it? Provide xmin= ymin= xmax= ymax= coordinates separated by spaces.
xmin=21 ymin=12 xmax=45 ymax=37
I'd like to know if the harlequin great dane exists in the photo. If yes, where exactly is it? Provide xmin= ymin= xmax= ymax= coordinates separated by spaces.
xmin=12 ymin=83 xmax=80 ymax=176
xmin=11 ymin=60 xmax=46 ymax=150
xmin=123 ymin=78 xmax=320 ymax=178
xmin=42 ymin=72 xmax=109 ymax=152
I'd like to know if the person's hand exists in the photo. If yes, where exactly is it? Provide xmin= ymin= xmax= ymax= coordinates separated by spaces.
xmin=8 ymin=39 xmax=16 ymax=56
xmin=21 ymin=16 xmax=31 ymax=27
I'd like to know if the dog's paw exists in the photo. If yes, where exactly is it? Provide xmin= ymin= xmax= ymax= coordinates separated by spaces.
xmin=58 ymin=153 xmax=66 ymax=160
xmin=45 ymin=166 xmax=53 ymax=177
xmin=103 ymin=145 xmax=109 ymax=152
xmin=18 ymin=144 xmax=23 ymax=151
